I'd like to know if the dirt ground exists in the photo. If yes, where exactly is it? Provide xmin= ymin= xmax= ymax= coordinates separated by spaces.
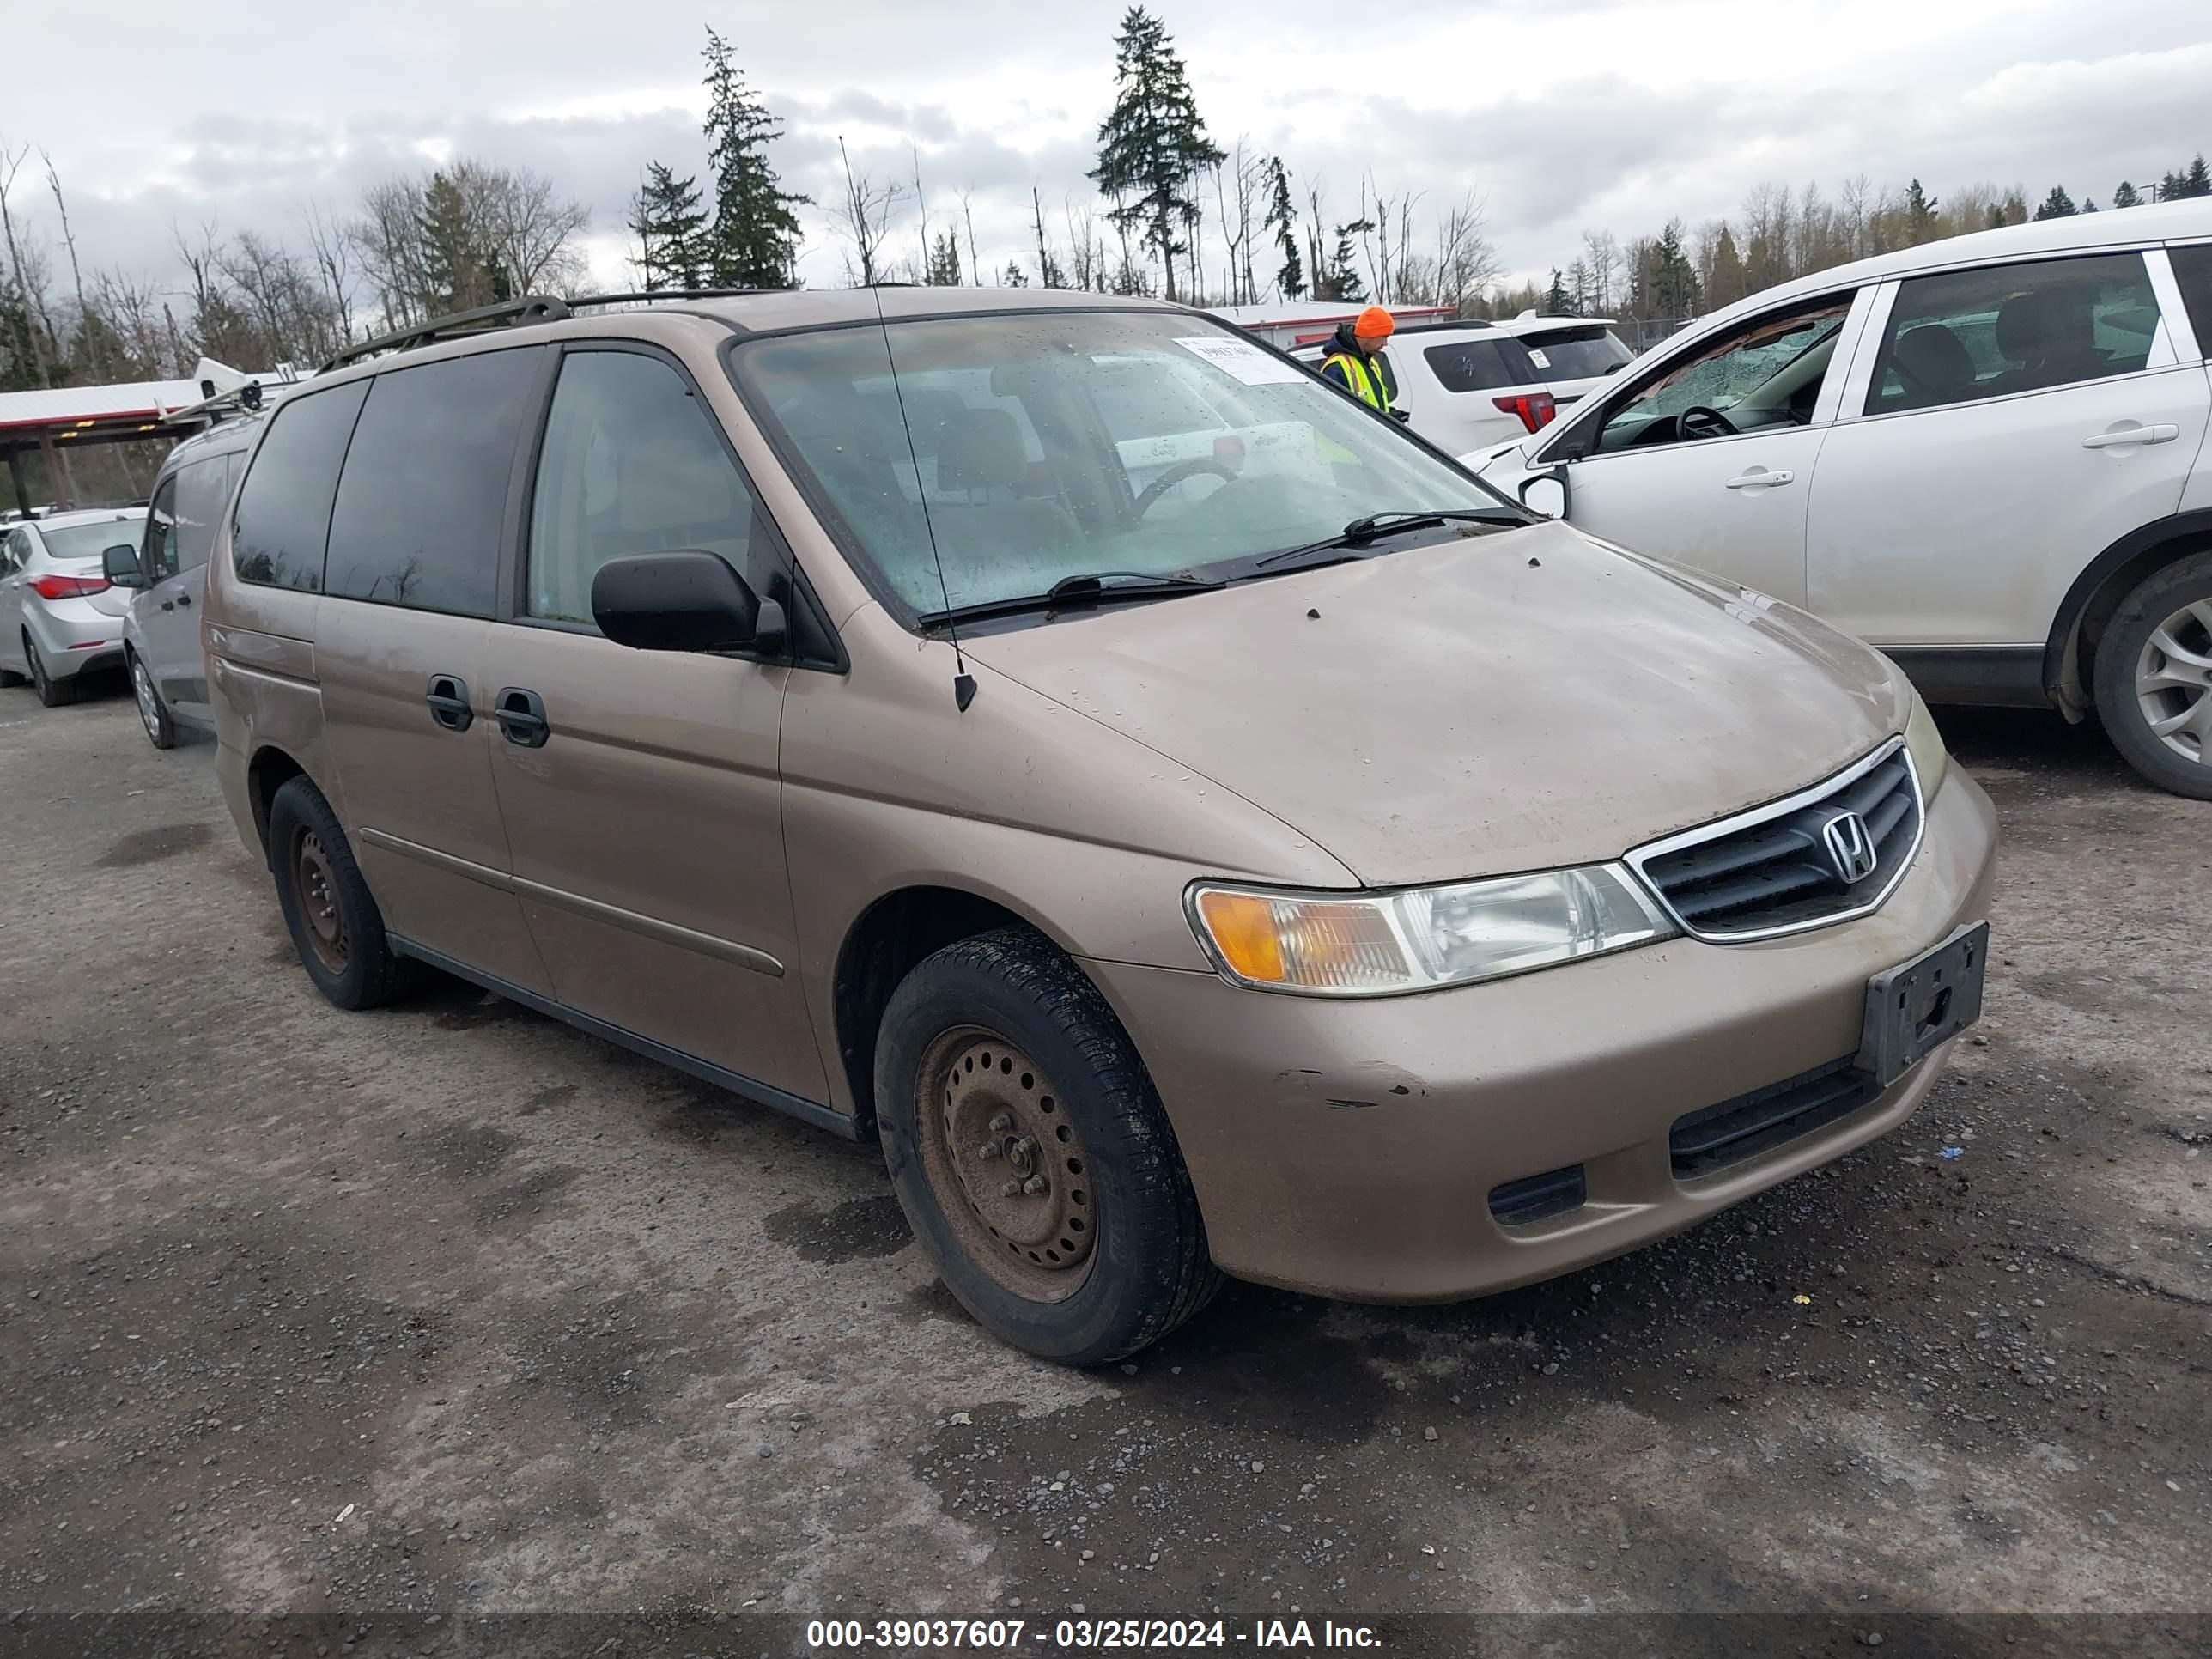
xmin=1 ymin=675 xmax=2206 ymax=1657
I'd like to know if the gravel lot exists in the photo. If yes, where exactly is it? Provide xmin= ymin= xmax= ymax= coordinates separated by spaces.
xmin=2 ymin=674 xmax=2206 ymax=1655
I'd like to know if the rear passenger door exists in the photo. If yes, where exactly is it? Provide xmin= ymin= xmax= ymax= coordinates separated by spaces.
xmin=483 ymin=343 xmax=829 ymax=1106
xmin=1806 ymin=248 xmax=2211 ymax=655
xmin=309 ymin=347 xmax=556 ymax=994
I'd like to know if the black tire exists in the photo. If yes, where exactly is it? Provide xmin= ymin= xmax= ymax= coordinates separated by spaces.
xmin=876 ymin=927 xmax=1220 ymax=1364
xmin=128 ymin=650 xmax=177 ymax=750
xmin=267 ymin=775 xmax=411 ymax=1010
xmin=2094 ymin=550 xmax=2212 ymax=800
xmin=25 ymin=632 xmax=78 ymax=708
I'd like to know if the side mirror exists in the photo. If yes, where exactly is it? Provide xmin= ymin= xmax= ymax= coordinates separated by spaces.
xmin=591 ymin=549 xmax=760 ymax=653
xmin=1518 ymin=465 xmax=1570 ymax=521
xmin=103 ymin=544 xmax=147 ymax=587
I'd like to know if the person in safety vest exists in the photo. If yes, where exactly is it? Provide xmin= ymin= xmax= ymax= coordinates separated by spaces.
xmin=1319 ymin=307 xmax=1409 ymax=422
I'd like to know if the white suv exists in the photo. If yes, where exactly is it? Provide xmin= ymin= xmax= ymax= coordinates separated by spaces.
xmin=1473 ymin=200 xmax=2212 ymax=797
xmin=1294 ymin=322 xmax=1562 ymax=456
xmin=1492 ymin=313 xmax=1637 ymax=414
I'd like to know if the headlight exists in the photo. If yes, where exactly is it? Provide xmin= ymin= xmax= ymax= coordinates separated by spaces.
xmin=1904 ymin=684 xmax=1948 ymax=797
xmin=1188 ymin=865 xmax=1678 ymax=996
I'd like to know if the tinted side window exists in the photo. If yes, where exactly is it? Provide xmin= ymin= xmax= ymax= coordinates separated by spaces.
xmin=143 ymin=477 xmax=181 ymax=581
xmin=2171 ymin=244 xmax=2212 ymax=358
xmin=1868 ymin=252 xmax=2161 ymax=416
xmin=325 ymin=349 xmax=539 ymax=617
xmin=526 ymin=349 xmax=763 ymax=626
xmin=173 ymin=456 xmax=230 ymax=574
xmin=233 ymin=382 xmax=369 ymax=592
xmin=1423 ymin=337 xmax=1540 ymax=393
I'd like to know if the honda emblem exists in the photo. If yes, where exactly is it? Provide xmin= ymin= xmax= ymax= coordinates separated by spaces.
xmin=1820 ymin=811 xmax=1877 ymax=884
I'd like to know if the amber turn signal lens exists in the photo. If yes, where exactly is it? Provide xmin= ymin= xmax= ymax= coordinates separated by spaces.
xmin=1194 ymin=889 xmax=1285 ymax=984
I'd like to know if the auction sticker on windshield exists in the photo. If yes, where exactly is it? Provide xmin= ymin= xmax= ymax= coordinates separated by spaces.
xmin=1173 ymin=336 xmax=1307 ymax=385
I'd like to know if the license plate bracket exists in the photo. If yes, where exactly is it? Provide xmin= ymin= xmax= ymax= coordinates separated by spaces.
xmin=1856 ymin=921 xmax=1989 ymax=1087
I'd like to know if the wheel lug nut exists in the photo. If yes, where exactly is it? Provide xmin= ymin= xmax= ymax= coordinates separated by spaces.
xmin=989 ymin=1113 xmax=1013 ymax=1133
xmin=1022 ymin=1176 xmax=1046 ymax=1196
xmin=977 ymin=1142 xmax=1001 ymax=1160
xmin=1001 ymin=1179 xmax=1023 ymax=1198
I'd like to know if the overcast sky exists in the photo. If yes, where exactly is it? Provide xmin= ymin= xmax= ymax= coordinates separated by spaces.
xmin=8 ymin=0 xmax=2211 ymax=312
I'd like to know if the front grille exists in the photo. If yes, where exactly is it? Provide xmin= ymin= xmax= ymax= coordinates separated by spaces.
xmin=1487 ymin=1164 xmax=1586 ymax=1226
xmin=1627 ymin=738 xmax=1922 ymax=941
xmin=1669 ymin=1056 xmax=1881 ymax=1180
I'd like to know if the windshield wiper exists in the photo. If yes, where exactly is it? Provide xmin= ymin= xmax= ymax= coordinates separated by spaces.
xmin=917 ymin=569 xmax=1224 ymax=628
xmin=1252 ymin=508 xmax=1523 ymax=570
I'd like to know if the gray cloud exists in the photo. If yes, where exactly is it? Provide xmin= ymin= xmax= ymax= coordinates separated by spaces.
xmin=6 ymin=0 xmax=2209 ymax=310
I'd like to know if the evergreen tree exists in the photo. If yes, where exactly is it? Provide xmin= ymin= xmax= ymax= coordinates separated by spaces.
xmin=1261 ymin=157 xmax=1304 ymax=301
xmin=1638 ymin=220 xmax=1698 ymax=319
xmin=926 ymin=229 xmax=963 ymax=286
xmin=628 ymin=162 xmax=709 ymax=290
xmin=1323 ymin=219 xmax=1370 ymax=302
xmin=2081 ymin=197 xmax=2098 ymax=213
xmin=420 ymin=171 xmax=504 ymax=312
xmin=1001 ymin=260 xmax=1030 ymax=288
xmin=2033 ymin=185 xmax=2077 ymax=220
xmin=1542 ymin=267 xmax=1574 ymax=315
xmin=1985 ymin=205 xmax=2006 ymax=230
xmin=2157 ymin=168 xmax=2185 ymax=202
xmin=701 ymin=28 xmax=806 ymax=289
xmin=2112 ymin=179 xmax=2140 ymax=210
xmin=1089 ymin=6 xmax=1224 ymax=303
xmin=2185 ymin=155 xmax=2212 ymax=198
xmin=1707 ymin=224 xmax=1747 ymax=308
xmin=1903 ymin=178 xmax=1939 ymax=239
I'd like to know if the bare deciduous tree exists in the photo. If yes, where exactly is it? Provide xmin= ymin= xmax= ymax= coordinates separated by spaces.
xmin=833 ymin=137 xmax=906 ymax=287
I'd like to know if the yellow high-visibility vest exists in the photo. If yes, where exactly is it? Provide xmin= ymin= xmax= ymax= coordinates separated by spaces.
xmin=1322 ymin=348 xmax=1393 ymax=411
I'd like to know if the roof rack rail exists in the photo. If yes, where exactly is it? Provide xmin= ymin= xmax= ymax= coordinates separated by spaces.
xmin=323 ymin=296 xmax=572 ymax=373
xmin=321 ymin=289 xmax=779 ymax=374
xmin=562 ymin=287 xmax=775 ymax=309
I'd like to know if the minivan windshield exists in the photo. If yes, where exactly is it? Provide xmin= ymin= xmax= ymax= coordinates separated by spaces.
xmin=735 ymin=310 xmax=1514 ymax=618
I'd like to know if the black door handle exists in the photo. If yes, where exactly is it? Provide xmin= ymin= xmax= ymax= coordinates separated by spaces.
xmin=175 ymin=592 xmax=191 ymax=607
xmin=426 ymin=673 xmax=473 ymax=732
xmin=160 ymin=601 xmax=174 ymax=612
xmin=495 ymin=686 xmax=549 ymax=747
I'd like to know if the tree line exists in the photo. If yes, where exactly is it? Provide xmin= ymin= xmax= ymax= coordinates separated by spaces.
xmin=7 ymin=0 xmax=2212 ymax=413
xmin=1534 ymin=158 xmax=2212 ymax=331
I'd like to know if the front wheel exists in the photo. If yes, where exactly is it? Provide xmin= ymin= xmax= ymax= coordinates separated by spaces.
xmin=2094 ymin=551 xmax=2212 ymax=799
xmin=130 ymin=652 xmax=177 ymax=749
xmin=876 ymin=927 xmax=1220 ymax=1364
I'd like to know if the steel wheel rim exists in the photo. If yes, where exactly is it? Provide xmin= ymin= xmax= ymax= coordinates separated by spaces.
xmin=295 ymin=830 xmax=349 ymax=974
xmin=132 ymin=659 xmax=162 ymax=741
xmin=915 ymin=1025 xmax=1097 ymax=1303
xmin=2134 ymin=597 xmax=2212 ymax=764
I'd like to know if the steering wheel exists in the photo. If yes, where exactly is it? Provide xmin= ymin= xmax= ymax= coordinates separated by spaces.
xmin=1135 ymin=458 xmax=1240 ymax=517
xmin=1676 ymin=404 xmax=1738 ymax=441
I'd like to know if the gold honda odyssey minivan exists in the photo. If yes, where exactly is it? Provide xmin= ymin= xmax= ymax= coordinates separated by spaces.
xmin=205 ymin=288 xmax=1997 ymax=1363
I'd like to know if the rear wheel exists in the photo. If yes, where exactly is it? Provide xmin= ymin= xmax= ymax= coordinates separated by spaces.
xmin=130 ymin=651 xmax=177 ymax=749
xmin=2095 ymin=552 xmax=2212 ymax=799
xmin=876 ymin=927 xmax=1220 ymax=1364
xmin=24 ymin=632 xmax=77 ymax=708
xmin=267 ymin=776 xmax=411 ymax=1010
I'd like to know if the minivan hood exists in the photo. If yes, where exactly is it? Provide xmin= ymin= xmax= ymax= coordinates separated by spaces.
xmin=963 ymin=520 xmax=1905 ymax=887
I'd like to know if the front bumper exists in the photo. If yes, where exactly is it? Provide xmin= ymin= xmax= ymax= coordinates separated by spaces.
xmin=1085 ymin=768 xmax=1999 ymax=1303
xmin=29 ymin=600 xmax=124 ymax=679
